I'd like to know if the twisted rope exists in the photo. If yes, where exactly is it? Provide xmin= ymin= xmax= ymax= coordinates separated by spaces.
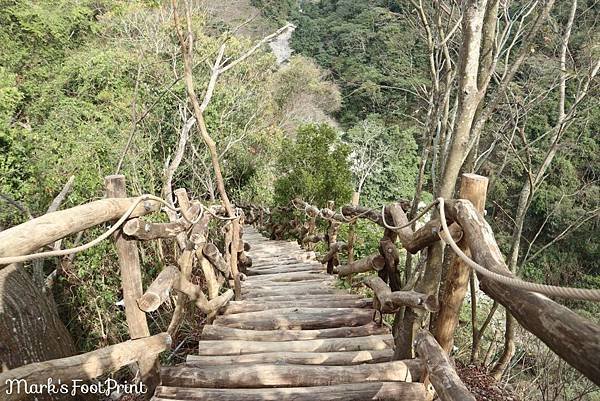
xmin=436 ymin=197 xmax=600 ymax=302
xmin=0 ymin=194 xmax=207 ymax=265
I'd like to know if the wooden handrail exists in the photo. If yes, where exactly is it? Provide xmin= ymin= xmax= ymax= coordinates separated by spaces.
xmin=0 ymin=197 xmax=161 ymax=260
xmin=0 ymin=333 xmax=171 ymax=401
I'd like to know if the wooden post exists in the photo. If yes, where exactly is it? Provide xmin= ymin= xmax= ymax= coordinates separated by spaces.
xmin=346 ymin=191 xmax=360 ymax=264
xmin=434 ymin=173 xmax=488 ymax=352
xmin=105 ymin=175 xmax=159 ymax=394
xmin=415 ymin=329 xmax=476 ymax=401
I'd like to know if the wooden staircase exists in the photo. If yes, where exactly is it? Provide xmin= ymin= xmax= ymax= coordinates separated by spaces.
xmin=152 ymin=226 xmax=428 ymax=401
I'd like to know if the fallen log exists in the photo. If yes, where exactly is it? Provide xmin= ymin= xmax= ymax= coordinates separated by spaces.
xmin=445 ymin=199 xmax=600 ymax=385
xmin=363 ymin=276 xmax=438 ymax=313
xmin=222 ymin=298 xmax=372 ymax=314
xmin=337 ymin=254 xmax=385 ymax=277
xmin=0 ymin=197 xmax=161 ymax=260
xmin=201 ymin=322 xmax=387 ymax=341
xmin=160 ymin=360 xmax=422 ymax=388
xmin=0 ymin=333 xmax=171 ymax=401
xmin=153 ymin=382 xmax=427 ymax=401
xmin=137 ymin=265 xmax=179 ymax=312
xmin=198 ymin=334 xmax=393 ymax=355
xmin=213 ymin=307 xmax=376 ymax=330
xmin=415 ymin=329 xmax=476 ymax=401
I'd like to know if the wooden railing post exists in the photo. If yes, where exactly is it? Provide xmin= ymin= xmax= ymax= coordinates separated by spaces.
xmin=346 ymin=191 xmax=360 ymax=264
xmin=434 ymin=173 xmax=488 ymax=352
xmin=105 ymin=174 xmax=159 ymax=394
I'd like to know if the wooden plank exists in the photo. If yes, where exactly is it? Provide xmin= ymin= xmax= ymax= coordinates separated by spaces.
xmin=153 ymin=382 xmax=427 ymax=401
xmin=197 ymin=335 xmax=393 ymax=355
xmin=415 ymin=329 xmax=476 ymax=401
xmin=213 ymin=307 xmax=376 ymax=330
xmin=160 ymin=360 xmax=422 ymax=388
xmin=201 ymin=323 xmax=388 ymax=341
xmin=221 ymin=298 xmax=373 ymax=314
xmin=186 ymin=349 xmax=393 ymax=366
xmin=0 ymin=333 xmax=171 ymax=401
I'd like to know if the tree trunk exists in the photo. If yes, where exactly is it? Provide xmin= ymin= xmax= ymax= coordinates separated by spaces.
xmin=0 ymin=264 xmax=76 ymax=400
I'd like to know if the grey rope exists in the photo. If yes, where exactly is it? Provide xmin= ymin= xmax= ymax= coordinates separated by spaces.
xmin=436 ymin=197 xmax=600 ymax=302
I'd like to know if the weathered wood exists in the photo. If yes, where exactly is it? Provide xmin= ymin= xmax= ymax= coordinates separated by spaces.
xmin=214 ymin=307 xmax=375 ymax=330
xmin=105 ymin=175 xmax=157 ymax=391
xmin=246 ymin=264 xmax=324 ymax=275
xmin=244 ymin=271 xmax=328 ymax=282
xmin=203 ymin=243 xmax=230 ymax=275
xmin=123 ymin=218 xmax=187 ymax=240
xmin=173 ymin=273 xmax=234 ymax=314
xmin=161 ymin=360 xmax=422 ymax=388
xmin=222 ymin=298 xmax=372 ymax=314
xmin=153 ymin=381 xmax=427 ymax=401
xmin=198 ymin=252 xmax=220 ymax=300
xmin=242 ymin=287 xmax=342 ymax=299
xmin=186 ymin=349 xmax=393 ymax=366
xmin=198 ymin=335 xmax=393 ymax=355
xmin=320 ymin=241 xmax=347 ymax=264
xmin=201 ymin=322 xmax=388 ymax=341
xmin=242 ymin=277 xmax=333 ymax=287
xmin=445 ymin=199 xmax=600 ymax=385
xmin=138 ymin=265 xmax=179 ymax=312
xmin=0 ymin=333 xmax=171 ymax=401
xmin=406 ymin=219 xmax=463 ymax=254
xmin=415 ymin=329 xmax=476 ymax=401
xmin=0 ymin=197 xmax=161 ymax=260
xmin=363 ymin=276 xmax=438 ymax=313
xmin=241 ymin=280 xmax=334 ymax=291
xmin=337 ymin=254 xmax=385 ymax=277
xmin=238 ymin=293 xmax=362 ymax=302
xmin=435 ymin=173 xmax=488 ymax=352
xmin=168 ymin=249 xmax=195 ymax=336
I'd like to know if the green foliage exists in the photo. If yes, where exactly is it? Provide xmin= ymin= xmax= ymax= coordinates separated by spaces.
xmin=274 ymin=123 xmax=353 ymax=206
xmin=289 ymin=0 xmax=429 ymax=127
xmin=344 ymin=114 xmax=419 ymax=206
xmin=250 ymin=0 xmax=296 ymax=24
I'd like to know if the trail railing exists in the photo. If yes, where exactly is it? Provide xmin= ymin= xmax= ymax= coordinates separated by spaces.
xmin=241 ymin=173 xmax=600 ymax=399
xmin=0 ymin=174 xmax=250 ymax=400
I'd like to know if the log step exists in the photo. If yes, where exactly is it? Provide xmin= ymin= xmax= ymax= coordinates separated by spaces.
xmin=213 ymin=307 xmax=377 ymax=330
xmin=153 ymin=382 xmax=428 ymax=401
xmin=160 ymin=360 xmax=422 ymax=388
xmin=201 ymin=323 xmax=389 ymax=341
xmin=221 ymin=299 xmax=373 ymax=315
xmin=198 ymin=335 xmax=393 ymax=355
xmin=186 ymin=349 xmax=394 ymax=366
